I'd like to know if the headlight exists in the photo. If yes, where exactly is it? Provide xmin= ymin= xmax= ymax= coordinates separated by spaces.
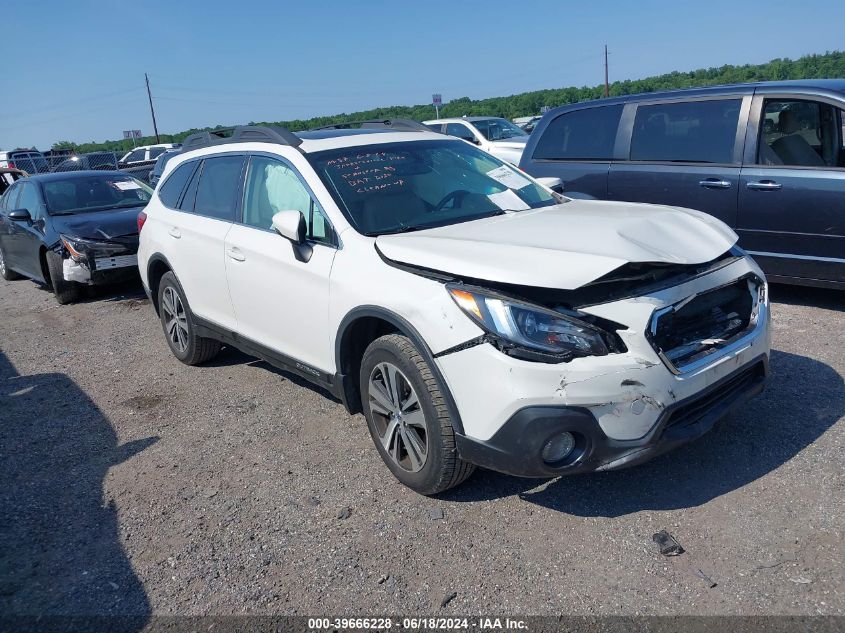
xmin=447 ymin=284 xmax=612 ymax=361
xmin=60 ymin=235 xmax=127 ymax=261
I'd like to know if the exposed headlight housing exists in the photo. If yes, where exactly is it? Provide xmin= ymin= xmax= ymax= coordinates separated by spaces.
xmin=447 ymin=284 xmax=621 ymax=362
xmin=60 ymin=235 xmax=128 ymax=262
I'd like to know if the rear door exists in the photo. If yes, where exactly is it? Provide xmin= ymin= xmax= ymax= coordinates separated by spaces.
xmin=608 ymin=95 xmax=750 ymax=228
xmin=159 ymin=154 xmax=245 ymax=330
xmin=738 ymin=92 xmax=845 ymax=285
xmin=521 ymin=103 xmax=624 ymax=199
xmin=224 ymin=154 xmax=337 ymax=372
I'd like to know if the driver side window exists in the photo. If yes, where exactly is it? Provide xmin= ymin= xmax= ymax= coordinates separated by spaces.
xmin=17 ymin=183 xmax=44 ymax=219
xmin=242 ymin=156 xmax=335 ymax=245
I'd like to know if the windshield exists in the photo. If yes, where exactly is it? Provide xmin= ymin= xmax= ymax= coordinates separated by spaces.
xmin=310 ymin=139 xmax=557 ymax=236
xmin=472 ymin=118 xmax=528 ymax=141
xmin=43 ymin=175 xmax=153 ymax=215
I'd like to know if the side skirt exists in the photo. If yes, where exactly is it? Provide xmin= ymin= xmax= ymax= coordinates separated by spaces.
xmin=192 ymin=316 xmax=346 ymax=402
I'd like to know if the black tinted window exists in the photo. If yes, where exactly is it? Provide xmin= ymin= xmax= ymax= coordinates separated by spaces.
xmin=446 ymin=123 xmax=475 ymax=141
xmin=193 ymin=156 xmax=244 ymax=221
xmin=124 ymin=149 xmax=145 ymax=163
xmin=158 ymin=161 xmax=196 ymax=208
xmin=149 ymin=147 xmax=166 ymax=159
xmin=630 ymin=99 xmax=741 ymax=163
xmin=533 ymin=105 xmax=623 ymax=160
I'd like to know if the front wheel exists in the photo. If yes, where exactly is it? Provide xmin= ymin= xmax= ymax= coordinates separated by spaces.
xmin=360 ymin=334 xmax=475 ymax=495
xmin=45 ymin=251 xmax=80 ymax=304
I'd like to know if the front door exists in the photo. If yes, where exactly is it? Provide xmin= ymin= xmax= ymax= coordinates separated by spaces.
xmin=224 ymin=155 xmax=337 ymax=373
xmin=738 ymin=95 xmax=845 ymax=284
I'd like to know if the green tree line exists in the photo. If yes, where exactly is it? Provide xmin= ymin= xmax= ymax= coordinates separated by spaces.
xmin=60 ymin=51 xmax=845 ymax=154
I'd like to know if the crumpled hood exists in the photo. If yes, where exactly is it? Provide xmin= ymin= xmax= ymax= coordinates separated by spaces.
xmin=50 ymin=206 xmax=142 ymax=241
xmin=376 ymin=199 xmax=738 ymax=290
xmin=489 ymin=136 xmax=528 ymax=149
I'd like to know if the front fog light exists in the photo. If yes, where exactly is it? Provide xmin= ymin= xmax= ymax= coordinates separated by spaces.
xmin=541 ymin=432 xmax=576 ymax=464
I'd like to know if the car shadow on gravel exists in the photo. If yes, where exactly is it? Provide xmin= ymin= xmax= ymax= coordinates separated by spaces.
xmin=0 ymin=350 xmax=157 ymax=630
xmin=442 ymin=349 xmax=844 ymax=517
xmin=204 ymin=345 xmax=342 ymax=403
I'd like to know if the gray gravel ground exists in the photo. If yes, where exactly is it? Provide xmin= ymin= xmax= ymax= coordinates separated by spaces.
xmin=0 ymin=276 xmax=842 ymax=620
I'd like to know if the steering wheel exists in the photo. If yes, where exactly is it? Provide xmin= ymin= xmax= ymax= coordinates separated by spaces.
xmin=432 ymin=189 xmax=471 ymax=213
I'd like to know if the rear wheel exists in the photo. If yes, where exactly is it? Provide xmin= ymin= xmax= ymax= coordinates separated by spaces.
xmin=360 ymin=334 xmax=474 ymax=495
xmin=157 ymin=271 xmax=220 ymax=365
xmin=0 ymin=244 xmax=22 ymax=281
xmin=45 ymin=251 xmax=81 ymax=304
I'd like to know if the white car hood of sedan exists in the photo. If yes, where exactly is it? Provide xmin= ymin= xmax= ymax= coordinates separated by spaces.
xmin=376 ymin=199 xmax=738 ymax=290
xmin=489 ymin=136 xmax=529 ymax=149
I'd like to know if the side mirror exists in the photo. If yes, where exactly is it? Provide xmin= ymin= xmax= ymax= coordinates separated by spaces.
xmin=8 ymin=208 xmax=32 ymax=222
xmin=272 ymin=210 xmax=306 ymax=245
xmin=536 ymin=177 xmax=564 ymax=193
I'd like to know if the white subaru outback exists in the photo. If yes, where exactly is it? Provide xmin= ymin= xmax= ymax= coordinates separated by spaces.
xmin=137 ymin=121 xmax=770 ymax=495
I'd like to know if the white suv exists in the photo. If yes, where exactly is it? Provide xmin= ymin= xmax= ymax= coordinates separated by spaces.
xmin=423 ymin=117 xmax=529 ymax=165
xmin=138 ymin=121 xmax=771 ymax=495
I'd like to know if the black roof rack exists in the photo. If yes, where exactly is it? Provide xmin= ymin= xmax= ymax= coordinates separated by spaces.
xmin=180 ymin=125 xmax=302 ymax=153
xmin=311 ymin=118 xmax=433 ymax=132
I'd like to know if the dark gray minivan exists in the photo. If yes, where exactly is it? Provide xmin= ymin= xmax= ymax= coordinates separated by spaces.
xmin=520 ymin=79 xmax=845 ymax=289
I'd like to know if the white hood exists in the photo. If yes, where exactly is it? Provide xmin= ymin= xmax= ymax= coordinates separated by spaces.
xmin=490 ymin=136 xmax=528 ymax=148
xmin=376 ymin=199 xmax=738 ymax=290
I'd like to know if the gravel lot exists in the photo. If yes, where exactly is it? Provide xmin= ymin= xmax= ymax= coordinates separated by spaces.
xmin=0 ymin=275 xmax=842 ymax=620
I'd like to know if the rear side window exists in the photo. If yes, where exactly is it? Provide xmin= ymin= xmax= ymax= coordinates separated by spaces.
xmin=149 ymin=147 xmax=166 ymax=160
xmin=192 ymin=156 xmax=245 ymax=221
xmin=158 ymin=161 xmax=197 ymax=208
xmin=630 ymin=99 xmax=741 ymax=163
xmin=533 ymin=105 xmax=623 ymax=160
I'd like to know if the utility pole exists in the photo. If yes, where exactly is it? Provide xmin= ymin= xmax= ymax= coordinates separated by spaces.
xmin=145 ymin=73 xmax=160 ymax=143
xmin=604 ymin=45 xmax=610 ymax=98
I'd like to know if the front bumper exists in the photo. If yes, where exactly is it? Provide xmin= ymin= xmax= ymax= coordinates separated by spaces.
xmin=455 ymin=355 xmax=768 ymax=477
xmin=435 ymin=257 xmax=772 ymax=476
xmin=62 ymin=254 xmax=139 ymax=285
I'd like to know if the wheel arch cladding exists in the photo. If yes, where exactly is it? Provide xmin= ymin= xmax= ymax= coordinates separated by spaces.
xmin=147 ymin=254 xmax=173 ymax=314
xmin=335 ymin=306 xmax=466 ymax=435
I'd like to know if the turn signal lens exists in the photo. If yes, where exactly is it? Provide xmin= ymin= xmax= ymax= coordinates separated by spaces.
xmin=448 ymin=288 xmax=482 ymax=320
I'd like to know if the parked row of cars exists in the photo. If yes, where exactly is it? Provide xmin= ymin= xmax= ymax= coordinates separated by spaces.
xmin=1 ymin=78 xmax=839 ymax=494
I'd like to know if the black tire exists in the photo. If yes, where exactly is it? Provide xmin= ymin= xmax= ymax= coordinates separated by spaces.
xmin=157 ymin=271 xmax=221 ymax=365
xmin=45 ymin=251 xmax=81 ymax=304
xmin=360 ymin=334 xmax=475 ymax=495
xmin=0 ymin=243 xmax=22 ymax=281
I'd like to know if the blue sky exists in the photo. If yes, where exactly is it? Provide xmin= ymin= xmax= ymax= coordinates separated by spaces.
xmin=3 ymin=0 xmax=844 ymax=150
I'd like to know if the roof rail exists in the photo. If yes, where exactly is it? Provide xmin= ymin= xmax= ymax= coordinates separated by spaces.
xmin=312 ymin=118 xmax=434 ymax=132
xmin=180 ymin=125 xmax=302 ymax=153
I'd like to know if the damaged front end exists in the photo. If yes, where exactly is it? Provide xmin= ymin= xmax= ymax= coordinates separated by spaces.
xmin=56 ymin=234 xmax=139 ymax=285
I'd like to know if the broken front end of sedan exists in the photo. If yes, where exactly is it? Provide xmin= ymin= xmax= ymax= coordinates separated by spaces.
xmin=376 ymin=202 xmax=771 ymax=477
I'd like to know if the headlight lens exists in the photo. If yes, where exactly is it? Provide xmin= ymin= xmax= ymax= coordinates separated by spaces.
xmin=447 ymin=284 xmax=611 ymax=359
xmin=60 ymin=234 xmax=127 ymax=261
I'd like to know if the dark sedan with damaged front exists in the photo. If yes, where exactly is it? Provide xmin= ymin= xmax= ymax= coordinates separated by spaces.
xmin=0 ymin=171 xmax=151 ymax=303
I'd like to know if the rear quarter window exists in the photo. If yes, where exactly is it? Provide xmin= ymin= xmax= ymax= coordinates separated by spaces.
xmin=158 ymin=161 xmax=197 ymax=208
xmin=532 ymin=105 xmax=623 ymax=160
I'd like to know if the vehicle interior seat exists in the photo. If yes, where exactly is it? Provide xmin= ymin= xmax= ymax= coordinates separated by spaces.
xmin=771 ymin=110 xmax=824 ymax=166
xmin=759 ymin=141 xmax=784 ymax=165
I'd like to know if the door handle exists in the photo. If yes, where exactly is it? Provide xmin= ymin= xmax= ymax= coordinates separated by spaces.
xmin=168 ymin=227 xmax=181 ymax=238
xmin=698 ymin=178 xmax=732 ymax=189
xmin=226 ymin=247 xmax=245 ymax=262
xmin=746 ymin=180 xmax=782 ymax=191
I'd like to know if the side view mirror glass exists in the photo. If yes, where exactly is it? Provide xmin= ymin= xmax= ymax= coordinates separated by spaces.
xmin=8 ymin=208 xmax=32 ymax=222
xmin=272 ymin=210 xmax=306 ymax=245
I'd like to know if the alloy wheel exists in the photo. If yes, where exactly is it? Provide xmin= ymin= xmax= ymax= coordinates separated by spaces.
xmin=368 ymin=362 xmax=428 ymax=472
xmin=161 ymin=286 xmax=189 ymax=353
